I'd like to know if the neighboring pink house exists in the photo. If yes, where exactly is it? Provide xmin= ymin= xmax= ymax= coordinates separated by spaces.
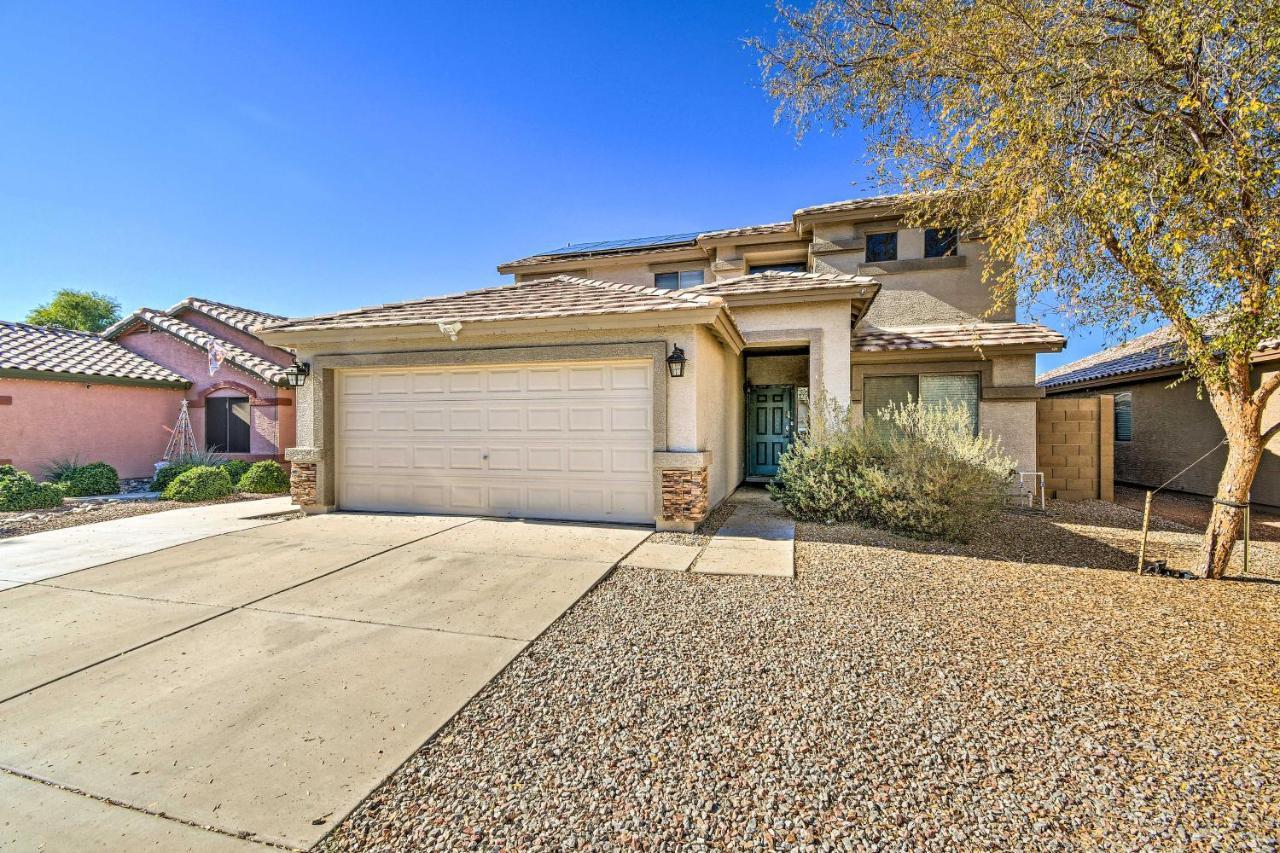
xmin=0 ymin=298 xmax=296 ymax=482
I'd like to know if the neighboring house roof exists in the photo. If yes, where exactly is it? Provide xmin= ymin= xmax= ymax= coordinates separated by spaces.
xmin=852 ymin=322 xmax=1066 ymax=353
xmin=258 ymin=275 xmax=724 ymax=334
xmin=166 ymin=296 xmax=286 ymax=334
xmin=1037 ymin=323 xmax=1280 ymax=390
xmin=691 ymin=270 xmax=878 ymax=297
xmin=108 ymin=309 xmax=289 ymax=386
xmin=0 ymin=320 xmax=188 ymax=386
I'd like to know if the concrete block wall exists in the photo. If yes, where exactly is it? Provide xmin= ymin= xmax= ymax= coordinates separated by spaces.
xmin=1036 ymin=396 xmax=1115 ymax=502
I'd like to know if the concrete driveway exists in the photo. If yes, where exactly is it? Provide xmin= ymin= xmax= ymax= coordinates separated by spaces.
xmin=0 ymin=512 xmax=648 ymax=850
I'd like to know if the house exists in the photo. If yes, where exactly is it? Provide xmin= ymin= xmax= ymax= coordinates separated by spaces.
xmin=1038 ymin=323 xmax=1280 ymax=507
xmin=103 ymin=297 xmax=297 ymax=467
xmin=0 ymin=322 xmax=190 ymax=478
xmin=0 ymin=297 xmax=297 ymax=481
xmin=259 ymin=193 xmax=1065 ymax=530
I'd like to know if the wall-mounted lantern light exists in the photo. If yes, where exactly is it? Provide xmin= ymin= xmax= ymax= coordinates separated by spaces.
xmin=283 ymin=359 xmax=311 ymax=389
xmin=666 ymin=344 xmax=687 ymax=379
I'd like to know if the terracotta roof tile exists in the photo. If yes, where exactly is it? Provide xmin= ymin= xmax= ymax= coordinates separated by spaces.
xmin=0 ymin=321 xmax=188 ymax=385
xmin=170 ymin=297 xmax=286 ymax=334
xmin=696 ymin=222 xmax=796 ymax=240
xmin=113 ymin=310 xmax=288 ymax=385
xmin=259 ymin=275 xmax=723 ymax=334
xmin=1037 ymin=322 xmax=1280 ymax=389
xmin=852 ymin=322 xmax=1065 ymax=352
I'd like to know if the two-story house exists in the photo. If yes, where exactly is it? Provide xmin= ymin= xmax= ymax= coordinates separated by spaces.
xmin=260 ymin=193 xmax=1064 ymax=530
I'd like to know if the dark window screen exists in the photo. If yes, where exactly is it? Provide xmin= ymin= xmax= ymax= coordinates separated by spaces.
xmin=206 ymin=397 xmax=251 ymax=453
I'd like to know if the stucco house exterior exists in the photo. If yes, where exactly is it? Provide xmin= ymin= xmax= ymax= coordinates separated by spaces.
xmin=1038 ymin=324 xmax=1280 ymax=507
xmin=0 ymin=298 xmax=296 ymax=481
xmin=260 ymin=193 xmax=1065 ymax=530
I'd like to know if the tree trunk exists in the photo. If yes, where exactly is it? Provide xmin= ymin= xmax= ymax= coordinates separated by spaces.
xmin=1197 ymin=434 xmax=1264 ymax=579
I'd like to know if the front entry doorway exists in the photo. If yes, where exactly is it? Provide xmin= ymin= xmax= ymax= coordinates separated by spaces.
xmin=747 ymin=385 xmax=795 ymax=479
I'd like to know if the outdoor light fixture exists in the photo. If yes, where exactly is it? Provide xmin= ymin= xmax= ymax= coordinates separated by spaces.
xmin=666 ymin=344 xmax=687 ymax=378
xmin=283 ymin=359 xmax=311 ymax=389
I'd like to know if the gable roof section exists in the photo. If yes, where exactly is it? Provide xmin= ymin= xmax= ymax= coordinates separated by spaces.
xmin=109 ymin=310 xmax=289 ymax=386
xmin=1037 ymin=323 xmax=1280 ymax=390
xmin=0 ymin=321 xmax=188 ymax=386
xmin=167 ymin=297 xmax=286 ymax=334
xmin=258 ymin=275 xmax=724 ymax=334
xmin=853 ymin=322 xmax=1065 ymax=353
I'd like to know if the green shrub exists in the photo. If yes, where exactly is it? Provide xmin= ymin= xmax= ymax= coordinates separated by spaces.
xmin=237 ymin=460 xmax=289 ymax=494
xmin=770 ymin=397 xmax=1015 ymax=542
xmin=60 ymin=461 xmax=119 ymax=497
xmin=41 ymin=455 xmax=82 ymax=483
xmin=219 ymin=459 xmax=251 ymax=486
xmin=162 ymin=465 xmax=233 ymax=502
xmin=151 ymin=462 xmax=194 ymax=493
xmin=0 ymin=465 xmax=64 ymax=512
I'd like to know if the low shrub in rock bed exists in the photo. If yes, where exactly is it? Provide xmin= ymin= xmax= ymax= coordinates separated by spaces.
xmin=151 ymin=462 xmax=194 ymax=493
xmin=60 ymin=461 xmax=120 ymax=497
xmin=219 ymin=459 xmax=251 ymax=486
xmin=769 ymin=397 xmax=1014 ymax=542
xmin=0 ymin=465 xmax=64 ymax=512
xmin=162 ymin=465 xmax=233 ymax=502
xmin=237 ymin=460 xmax=289 ymax=494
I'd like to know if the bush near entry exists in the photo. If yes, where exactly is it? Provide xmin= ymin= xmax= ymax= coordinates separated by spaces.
xmin=219 ymin=459 xmax=251 ymax=486
xmin=769 ymin=397 xmax=1014 ymax=542
xmin=60 ymin=461 xmax=120 ymax=497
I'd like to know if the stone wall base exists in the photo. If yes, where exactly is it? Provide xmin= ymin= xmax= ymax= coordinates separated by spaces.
xmin=660 ymin=467 xmax=709 ymax=529
xmin=290 ymin=461 xmax=317 ymax=507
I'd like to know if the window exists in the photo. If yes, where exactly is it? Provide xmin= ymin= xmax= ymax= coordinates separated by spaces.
xmin=864 ymin=231 xmax=898 ymax=263
xmin=862 ymin=373 xmax=979 ymax=434
xmin=1114 ymin=392 xmax=1132 ymax=441
xmin=747 ymin=261 xmax=808 ymax=274
xmin=654 ymin=269 xmax=704 ymax=289
xmin=924 ymin=227 xmax=958 ymax=258
xmin=206 ymin=396 xmax=251 ymax=453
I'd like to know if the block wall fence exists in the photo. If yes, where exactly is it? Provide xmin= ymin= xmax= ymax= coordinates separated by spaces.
xmin=1035 ymin=396 xmax=1115 ymax=502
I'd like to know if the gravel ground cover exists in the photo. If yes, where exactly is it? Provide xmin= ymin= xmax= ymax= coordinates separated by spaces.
xmin=0 ymin=494 xmax=297 ymax=539
xmin=322 ymin=498 xmax=1280 ymax=850
xmin=1115 ymin=484 xmax=1280 ymax=543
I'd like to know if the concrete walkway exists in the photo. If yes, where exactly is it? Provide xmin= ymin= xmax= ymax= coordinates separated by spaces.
xmin=0 ymin=512 xmax=648 ymax=850
xmin=694 ymin=488 xmax=795 ymax=577
xmin=0 ymin=496 xmax=295 ymax=588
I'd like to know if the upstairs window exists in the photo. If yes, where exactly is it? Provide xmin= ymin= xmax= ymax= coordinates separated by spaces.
xmin=864 ymin=231 xmax=898 ymax=263
xmin=747 ymin=261 xmax=808 ymax=274
xmin=1114 ymin=392 xmax=1133 ymax=441
xmin=654 ymin=269 xmax=704 ymax=289
xmin=924 ymin=227 xmax=958 ymax=258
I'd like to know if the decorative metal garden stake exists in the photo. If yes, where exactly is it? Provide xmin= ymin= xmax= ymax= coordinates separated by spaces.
xmin=162 ymin=400 xmax=198 ymax=461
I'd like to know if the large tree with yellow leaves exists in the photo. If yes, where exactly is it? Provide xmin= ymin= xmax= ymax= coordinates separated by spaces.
xmin=755 ymin=0 xmax=1280 ymax=578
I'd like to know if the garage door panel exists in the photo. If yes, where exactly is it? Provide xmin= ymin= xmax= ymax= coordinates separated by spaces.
xmin=338 ymin=360 xmax=654 ymax=524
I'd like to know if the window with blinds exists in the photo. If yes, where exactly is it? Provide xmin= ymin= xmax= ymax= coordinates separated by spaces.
xmin=863 ymin=373 xmax=979 ymax=434
xmin=1114 ymin=392 xmax=1133 ymax=441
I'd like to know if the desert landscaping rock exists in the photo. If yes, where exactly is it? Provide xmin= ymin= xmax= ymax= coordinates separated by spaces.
xmin=321 ymin=499 xmax=1279 ymax=850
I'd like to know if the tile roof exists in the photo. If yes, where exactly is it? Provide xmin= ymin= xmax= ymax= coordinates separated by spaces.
xmin=696 ymin=222 xmax=796 ymax=240
xmin=1037 ymin=323 xmax=1280 ymax=389
xmin=115 ymin=310 xmax=289 ymax=385
xmin=794 ymin=192 xmax=928 ymax=217
xmin=852 ymin=322 xmax=1065 ymax=352
xmin=0 ymin=321 xmax=188 ymax=385
xmin=691 ymin=270 xmax=879 ymax=297
xmin=168 ymin=297 xmax=286 ymax=334
xmin=259 ymin=275 xmax=724 ymax=334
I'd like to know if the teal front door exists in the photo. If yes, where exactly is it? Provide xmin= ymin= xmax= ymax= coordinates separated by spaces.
xmin=748 ymin=385 xmax=794 ymax=477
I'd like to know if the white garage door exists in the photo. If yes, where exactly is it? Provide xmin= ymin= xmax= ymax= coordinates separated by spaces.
xmin=336 ymin=360 xmax=655 ymax=523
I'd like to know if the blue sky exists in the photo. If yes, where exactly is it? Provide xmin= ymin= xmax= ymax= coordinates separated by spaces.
xmin=0 ymin=1 xmax=1115 ymax=371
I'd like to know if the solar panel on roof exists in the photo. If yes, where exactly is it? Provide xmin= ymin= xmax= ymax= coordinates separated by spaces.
xmin=536 ymin=231 xmax=704 ymax=257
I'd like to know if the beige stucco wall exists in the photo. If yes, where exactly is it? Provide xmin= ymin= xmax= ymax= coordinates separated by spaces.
xmin=732 ymin=300 xmax=853 ymax=405
xmin=693 ymin=325 xmax=744 ymax=506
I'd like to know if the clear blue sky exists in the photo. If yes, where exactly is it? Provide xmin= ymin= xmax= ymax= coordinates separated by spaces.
xmin=0 ymin=1 xmax=1116 ymax=371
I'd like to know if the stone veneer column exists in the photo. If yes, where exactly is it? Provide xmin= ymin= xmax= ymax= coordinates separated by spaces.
xmin=289 ymin=462 xmax=317 ymax=506
xmin=654 ymin=451 xmax=712 ymax=532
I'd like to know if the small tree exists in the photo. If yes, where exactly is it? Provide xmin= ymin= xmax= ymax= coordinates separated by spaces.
xmin=26 ymin=289 xmax=121 ymax=333
xmin=755 ymin=0 xmax=1280 ymax=577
